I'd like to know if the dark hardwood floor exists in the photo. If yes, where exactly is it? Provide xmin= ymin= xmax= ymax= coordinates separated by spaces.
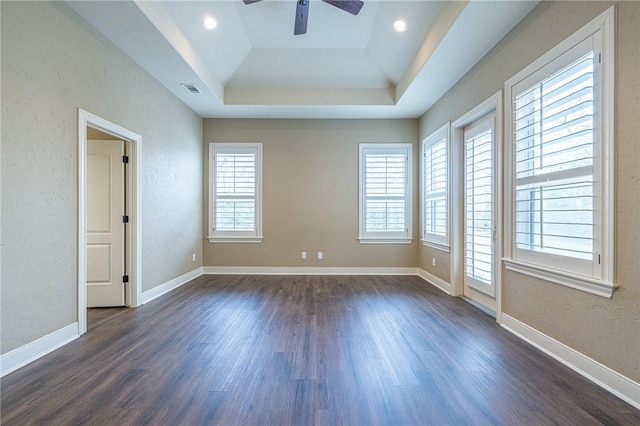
xmin=2 ymin=275 xmax=638 ymax=425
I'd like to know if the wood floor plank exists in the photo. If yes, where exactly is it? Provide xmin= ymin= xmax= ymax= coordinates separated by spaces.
xmin=1 ymin=274 xmax=638 ymax=425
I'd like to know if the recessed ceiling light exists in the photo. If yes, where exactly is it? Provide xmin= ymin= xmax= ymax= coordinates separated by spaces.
xmin=393 ymin=19 xmax=407 ymax=33
xmin=203 ymin=16 xmax=217 ymax=30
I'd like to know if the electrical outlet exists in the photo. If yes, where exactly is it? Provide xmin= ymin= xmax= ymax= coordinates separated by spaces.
xmin=192 ymin=253 xmax=196 ymax=262
xmin=318 ymin=252 xmax=323 ymax=260
xmin=301 ymin=251 xmax=307 ymax=260
xmin=432 ymin=258 xmax=435 ymax=266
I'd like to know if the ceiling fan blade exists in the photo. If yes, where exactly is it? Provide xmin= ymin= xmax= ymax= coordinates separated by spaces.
xmin=322 ymin=0 xmax=364 ymax=15
xmin=294 ymin=0 xmax=310 ymax=35
xmin=242 ymin=0 xmax=263 ymax=4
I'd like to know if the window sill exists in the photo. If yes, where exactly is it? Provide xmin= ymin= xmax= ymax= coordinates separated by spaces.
xmin=503 ymin=258 xmax=616 ymax=298
xmin=208 ymin=237 xmax=263 ymax=244
xmin=358 ymin=238 xmax=413 ymax=245
xmin=421 ymin=240 xmax=451 ymax=253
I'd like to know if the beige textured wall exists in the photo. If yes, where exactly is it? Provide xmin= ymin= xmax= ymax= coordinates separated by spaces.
xmin=203 ymin=119 xmax=418 ymax=268
xmin=1 ymin=2 xmax=203 ymax=353
xmin=419 ymin=245 xmax=451 ymax=282
xmin=419 ymin=1 xmax=639 ymax=381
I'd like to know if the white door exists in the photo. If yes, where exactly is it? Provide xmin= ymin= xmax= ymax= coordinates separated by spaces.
xmin=463 ymin=114 xmax=496 ymax=300
xmin=87 ymin=139 xmax=125 ymax=307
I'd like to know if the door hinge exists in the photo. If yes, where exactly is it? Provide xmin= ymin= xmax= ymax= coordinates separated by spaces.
xmin=123 ymin=155 xmax=129 ymax=164
xmin=123 ymin=215 xmax=129 ymax=223
xmin=598 ymin=254 xmax=601 ymax=264
xmin=123 ymin=275 xmax=129 ymax=283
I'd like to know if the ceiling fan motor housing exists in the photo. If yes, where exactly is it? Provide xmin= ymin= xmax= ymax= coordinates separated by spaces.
xmin=243 ymin=0 xmax=364 ymax=36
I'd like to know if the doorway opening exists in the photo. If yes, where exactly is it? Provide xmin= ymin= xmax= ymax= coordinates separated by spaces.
xmin=78 ymin=109 xmax=142 ymax=335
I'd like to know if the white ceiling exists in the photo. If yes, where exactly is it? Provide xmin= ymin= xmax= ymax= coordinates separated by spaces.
xmin=65 ymin=0 xmax=538 ymax=119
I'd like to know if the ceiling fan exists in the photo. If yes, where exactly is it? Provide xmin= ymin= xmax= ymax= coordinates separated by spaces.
xmin=242 ymin=0 xmax=364 ymax=35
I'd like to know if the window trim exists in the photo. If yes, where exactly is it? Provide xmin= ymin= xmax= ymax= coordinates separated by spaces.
xmin=420 ymin=122 xmax=451 ymax=252
xmin=208 ymin=142 xmax=263 ymax=244
xmin=358 ymin=143 xmax=413 ymax=244
xmin=503 ymin=6 xmax=615 ymax=297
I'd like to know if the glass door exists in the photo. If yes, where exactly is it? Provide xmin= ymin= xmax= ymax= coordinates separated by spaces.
xmin=464 ymin=114 xmax=496 ymax=298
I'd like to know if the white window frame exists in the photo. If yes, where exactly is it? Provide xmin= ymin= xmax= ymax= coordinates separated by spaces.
xmin=208 ymin=143 xmax=263 ymax=243
xmin=358 ymin=143 xmax=413 ymax=244
xmin=421 ymin=123 xmax=450 ymax=252
xmin=503 ymin=6 xmax=615 ymax=298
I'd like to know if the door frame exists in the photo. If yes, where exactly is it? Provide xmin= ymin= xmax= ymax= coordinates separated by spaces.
xmin=78 ymin=109 xmax=142 ymax=335
xmin=451 ymin=91 xmax=503 ymax=322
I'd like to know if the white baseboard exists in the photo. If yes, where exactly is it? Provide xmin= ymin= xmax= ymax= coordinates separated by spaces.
xmin=203 ymin=266 xmax=418 ymax=275
xmin=141 ymin=267 xmax=203 ymax=304
xmin=417 ymin=268 xmax=452 ymax=294
xmin=1 ymin=323 xmax=79 ymax=377
xmin=501 ymin=314 xmax=640 ymax=410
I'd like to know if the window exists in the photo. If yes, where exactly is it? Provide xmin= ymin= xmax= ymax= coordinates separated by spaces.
xmin=358 ymin=143 xmax=412 ymax=243
xmin=421 ymin=123 xmax=450 ymax=251
xmin=208 ymin=143 xmax=262 ymax=243
xmin=504 ymin=7 xmax=615 ymax=297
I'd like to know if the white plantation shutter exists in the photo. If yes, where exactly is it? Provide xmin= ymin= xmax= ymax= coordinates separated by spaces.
xmin=359 ymin=144 xmax=412 ymax=242
xmin=365 ymin=153 xmax=405 ymax=231
xmin=464 ymin=117 xmax=495 ymax=290
xmin=422 ymin=125 xmax=449 ymax=248
xmin=215 ymin=152 xmax=256 ymax=231
xmin=511 ymin=39 xmax=597 ymax=276
xmin=209 ymin=143 xmax=262 ymax=242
